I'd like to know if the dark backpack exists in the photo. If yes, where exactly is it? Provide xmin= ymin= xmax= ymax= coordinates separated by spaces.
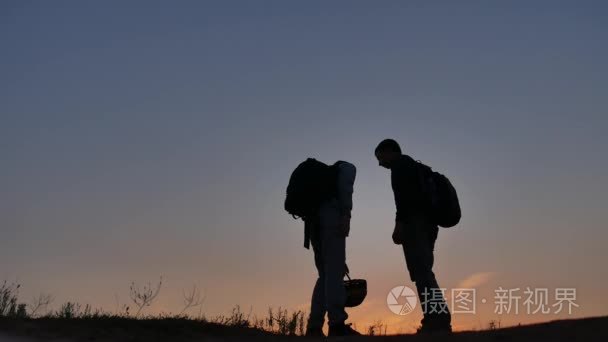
xmin=416 ymin=161 xmax=461 ymax=228
xmin=284 ymin=158 xmax=338 ymax=220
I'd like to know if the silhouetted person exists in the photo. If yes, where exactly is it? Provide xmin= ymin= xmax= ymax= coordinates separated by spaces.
xmin=308 ymin=160 xmax=359 ymax=337
xmin=375 ymin=139 xmax=452 ymax=333
xmin=285 ymin=158 xmax=359 ymax=337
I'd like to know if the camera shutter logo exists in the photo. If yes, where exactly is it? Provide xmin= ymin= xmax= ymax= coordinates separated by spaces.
xmin=387 ymin=286 xmax=418 ymax=315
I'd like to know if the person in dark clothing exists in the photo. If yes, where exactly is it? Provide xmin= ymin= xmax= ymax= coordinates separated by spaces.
xmin=304 ymin=160 xmax=360 ymax=337
xmin=375 ymin=139 xmax=452 ymax=333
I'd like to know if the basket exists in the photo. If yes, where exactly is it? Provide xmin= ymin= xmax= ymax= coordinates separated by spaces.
xmin=344 ymin=272 xmax=367 ymax=308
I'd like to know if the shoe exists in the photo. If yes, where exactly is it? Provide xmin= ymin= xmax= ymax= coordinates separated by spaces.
xmin=305 ymin=326 xmax=325 ymax=337
xmin=328 ymin=323 xmax=361 ymax=337
xmin=416 ymin=316 xmax=452 ymax=334
xmin=416 ymin=320 xmax=452 ymax=334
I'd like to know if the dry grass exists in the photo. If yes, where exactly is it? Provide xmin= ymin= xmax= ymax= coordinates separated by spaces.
xmin=2 ymin=279 xmax=607 ymax=341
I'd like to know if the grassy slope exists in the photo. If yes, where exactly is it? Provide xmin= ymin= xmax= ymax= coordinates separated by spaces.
xmin=0 ymin=317 xmax=275 ymax=342
xmin=0 ymin=316 xmax=607 ymax=341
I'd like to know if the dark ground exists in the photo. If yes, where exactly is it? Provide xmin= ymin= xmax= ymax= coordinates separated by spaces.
xmin=0 ymin=316 xmax=607 ymax=341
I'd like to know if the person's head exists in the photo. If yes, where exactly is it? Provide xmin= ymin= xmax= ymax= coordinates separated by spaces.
xmin=375 ymin=139 xmax=402 ymax=169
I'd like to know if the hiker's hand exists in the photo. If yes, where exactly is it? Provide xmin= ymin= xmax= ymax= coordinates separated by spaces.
xmin=392 ymin=221 xmax=405 ymax=244
xmin=338 ymin=215 xmax=351 ymax=237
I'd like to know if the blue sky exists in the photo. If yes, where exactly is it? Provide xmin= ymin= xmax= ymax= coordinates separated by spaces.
xmin=1 ymin=0 xmax=607 ymax=331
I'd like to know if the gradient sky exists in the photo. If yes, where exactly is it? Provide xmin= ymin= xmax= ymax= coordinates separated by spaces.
xmin=1 ymin=0 xmax=607 ymax=333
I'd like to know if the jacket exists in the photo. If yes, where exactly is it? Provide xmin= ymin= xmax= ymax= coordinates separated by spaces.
xmin=391 ymin=154 xmax=427 ymax=223
xmin=304 ymin=160 xmax=356 ymax=248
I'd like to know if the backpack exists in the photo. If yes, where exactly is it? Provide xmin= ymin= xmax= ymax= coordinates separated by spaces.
xmin=284 ymin=158 xmax=338 ymax=220
xmin=416 ymin=161 xmax=461 ymax=228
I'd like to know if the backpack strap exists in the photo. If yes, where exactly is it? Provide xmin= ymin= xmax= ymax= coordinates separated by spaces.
xmin=304 ymin=219 xmax=312 ymax=249
xmin=303 ymin=215 xmax=320 ymax=249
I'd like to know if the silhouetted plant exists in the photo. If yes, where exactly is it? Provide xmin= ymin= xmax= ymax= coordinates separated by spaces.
xmin=287 ymin=310 xmax=304 ymax=335
xmin=179 ymin=284 xmax=205 ymax=316
xmin=489 ymin=319 xmax=502 ymax=330
xmin=226 ymin=305 xmax=250 ymax=327
xmin=277 ymin=308 xmax=288 ymax=334
xmin=258 ymin=307 xmax=305 ymax=335
xmin=113 ymin=293 xmax=131 ymax=317
xmin=129 ymin=276 xmax=163 ymax=317
xmin=367 ymin=320 xmax=387 ymax=336
xmin=266 ymin=307 xmax=274 ymax=330
xmin=0 ymin=280 xmax=23 ymax=317
xmin=54 ymin=302 xmax=107 ymax=319
xmin=15 ymin=303 xmax=27 ymax=318
xmin=56 ymin=302 xmax=79 ymax=318
xmin=29 ymin=293 xmax=54 ymax=317
xmin=297 ymin=311 xmax=305 ymax=336
xmin=0 ymin=278 xmax=314 ymax=336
